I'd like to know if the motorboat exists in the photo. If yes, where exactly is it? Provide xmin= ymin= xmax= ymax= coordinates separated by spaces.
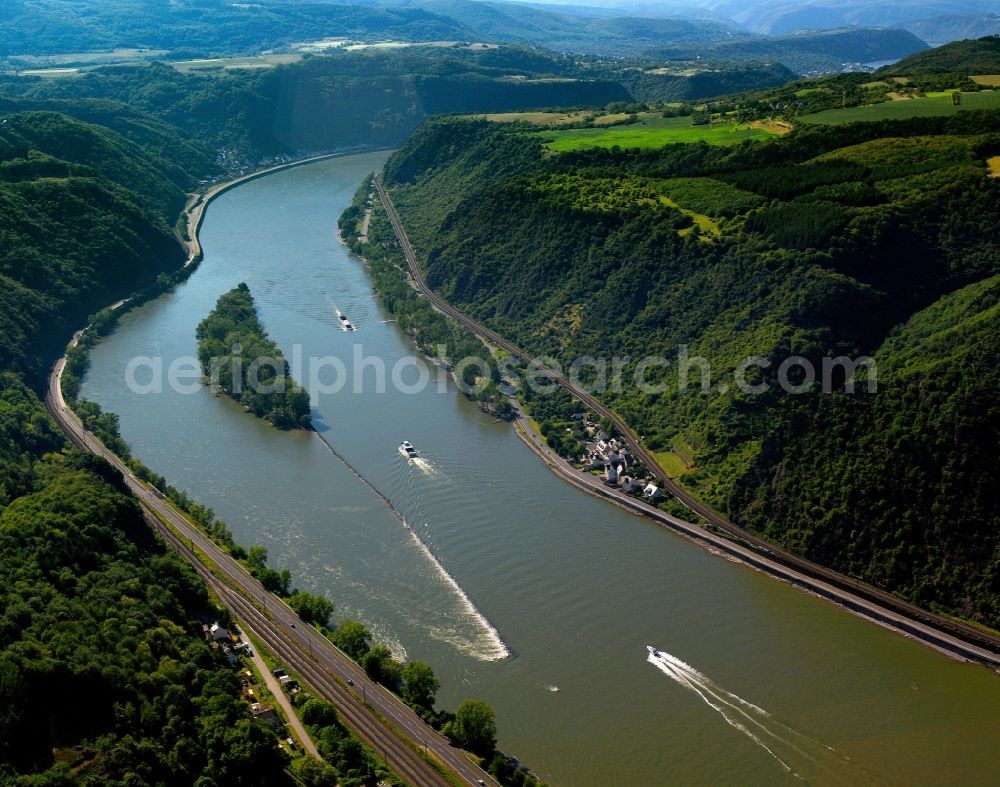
xmin=336 ymin=308 xmax=356 ymax=331
xmin=399 ymin=440 xmax=418 ymax=459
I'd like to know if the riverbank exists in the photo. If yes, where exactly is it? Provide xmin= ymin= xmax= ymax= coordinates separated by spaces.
xmin=370 ymin=175 xmax=1000 ymax=670
xmin=180 ymin=148 xmax=392 ymax=267
xmin=73 ymin=152 xmax=1000 ymax=786
xmin=47 ymin=151 xmax=499 ymax=787
xmin=510 ymin=412 xmax=1000 ymax=666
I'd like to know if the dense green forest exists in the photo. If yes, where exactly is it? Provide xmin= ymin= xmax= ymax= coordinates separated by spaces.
xmin=0 ymin=397 xmax=290 ymax=784
xmin=620 ymin=61 xmax=796 ymax=103
xmin=0 ymin=101 xmax=304 ymax=781
xmin=197 ymin=284 xmax=312 ymax=429
xmin=0 ymin=49 xmax=630 ymax=161
xmin=886 ymin=34 xmax=1000 ymax=74
xmin=380 ymin=110 xmax=1000 ymax=628
xmin=0 ymin=20 xmax=997 ymax=781
xmin=0 ymin=109 xmax=204 ymax=383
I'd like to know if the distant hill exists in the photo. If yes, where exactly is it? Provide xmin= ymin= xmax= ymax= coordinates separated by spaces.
xmin=885 ymin=35 xmax=1000 ymax=74
xmin=0 ymin=0 xmax=474 ymax=57
xmin=622 ymin=61 xmax=797 ymax=103
xmin=704 ymin=0 xmax=998 ymax=36
xmin=407 ymin=0 xmax=745 ymax=55
xmin=647 ymin=28 xmax=929 ymax=75
xmin=903 ymin=15 xmax=1000 ymax=47
xmin=0 ymin=46 xmax=628 ymax=161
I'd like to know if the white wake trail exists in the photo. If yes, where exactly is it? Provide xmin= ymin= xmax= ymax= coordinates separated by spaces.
xmin=646 ymin=648 xmax=886 ymax=784
xmin=647 ymin=653 xmax=798 ymax=776
xmin=314 ymin=430 xmax=509 ymax=661
xmin=409 ymin=456 xmax=438 ymax=475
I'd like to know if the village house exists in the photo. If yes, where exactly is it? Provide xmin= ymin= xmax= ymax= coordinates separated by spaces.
xmin=208 ymin=622 xmax=231 ymax=643
xmin=643 ymin=483 xmax=664 ymax=501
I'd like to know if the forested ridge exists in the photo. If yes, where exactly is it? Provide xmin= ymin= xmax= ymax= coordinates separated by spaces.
xmin=0 ymin=65 xmax=543 ymax=782
xmin=382 ymin=110 xmax=1000 ymax=628
xmin=0 ymin=99 xmax=310 ymax=782
xmin=0 ymin=21 xmax=998 ymax=781
xmin=0 ymin=109 xmax=206 ymax=381
xmin=0 ymin=51 xmax=630 ymax=162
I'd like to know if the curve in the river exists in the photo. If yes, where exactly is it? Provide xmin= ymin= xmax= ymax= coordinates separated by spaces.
xmin=78 ymin=153 xmax=1000 ymax=787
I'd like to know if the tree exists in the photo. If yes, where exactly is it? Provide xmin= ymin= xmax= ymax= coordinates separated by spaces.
xmin=299 ymin=756 xmax=339 ymax=787
xmin=288 ymin=591 xmax=335 ymax=626
xmin=332 ymin=619 xmax=371 ymax=661
xmin=401 ymin=661 xmax=440 ymax=710
xmin=300 ymin=699 xmax=339 ymax=728
xmin=448 ymin=699 xmax=496 ymax=756
xmin=248 ymin=545 xmax=268 ymax=571
xmin=360 ymin=645 xmax=402 ymax=689
xmin=258 ymin=567 xmax=292 ymax=596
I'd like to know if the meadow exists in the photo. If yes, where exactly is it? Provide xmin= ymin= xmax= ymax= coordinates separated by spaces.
xmin=479 ymin=110 xmax=666 ymax=127
xmin=535 ymin=115 xmax=777 ymax=152
xmin=480 ymin=110 xmax=597 ymax=126
xmin=800 ymin=89 xmax=1000 ymax=124
xmin=170 ymin=54 xmax=302 ymax=73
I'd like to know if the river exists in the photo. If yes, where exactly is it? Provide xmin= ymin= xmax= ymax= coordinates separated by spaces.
xmin=81 ymin=152 xmax=1000 ymax=786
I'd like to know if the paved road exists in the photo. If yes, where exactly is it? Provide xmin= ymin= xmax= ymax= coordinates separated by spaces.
xmin=181 ymin=151 xmax=376 ymax=267
xmin=46 ymin=322 xmax=496 ymax=787
xmin=374 ymin=175 xmax=1000 ymax=668
xmin=243 ymin=625 xmax=323 ymax=760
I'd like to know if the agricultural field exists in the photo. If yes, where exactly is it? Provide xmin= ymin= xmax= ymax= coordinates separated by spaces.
xmin=6 ymin=47 xmax=168 ymax=68
xmin=16 ymin=67 xmax=83 ymax=78
xmin=170 ymin=54 xmax=302 ymax=73
xmin=972 ymin=75 xmax=1000 ymax=86
xmin=479 ymin=110 xmax=676 ymax=128
xmin=535 ymin=115 xmax=778 ymax=152
xmin=800 ymin=89 xmax=1000 ymax=124
xmin=479 ymin=110 xmax=606 ymax=126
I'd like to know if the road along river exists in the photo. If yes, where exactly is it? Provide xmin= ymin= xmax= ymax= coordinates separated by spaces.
xmin=80 ymin=152 xmax=1000 ymax=785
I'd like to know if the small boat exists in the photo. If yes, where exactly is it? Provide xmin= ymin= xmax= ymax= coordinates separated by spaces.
xmin=399 ymin=440 xmax=419 ymax=459
xmin=646 ymin=645 xmax=660 ymax=657
xmin=336 ymin=308 xmax=356 ymax=331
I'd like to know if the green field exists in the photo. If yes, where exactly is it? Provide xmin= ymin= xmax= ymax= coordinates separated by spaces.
xmin=536 ymin=116 xmax=777 ymax=152
xmin=170 ymin=54 xmax=302 ymax=73
xmin=17 ymin=67 xmax=83 ymax=78
xmin=800 ymin=90 xmax=1000 ymax=125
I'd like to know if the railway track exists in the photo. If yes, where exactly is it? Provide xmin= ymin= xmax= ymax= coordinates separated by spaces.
xmin=373 ymin=174 xmax=1000 ymax=667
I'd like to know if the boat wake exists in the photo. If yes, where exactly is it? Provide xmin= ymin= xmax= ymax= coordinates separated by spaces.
xmin=646 ymin=648 xmax=885 ymax=784
xmin=313 ymin=430 xmax=509 ymax=661
xmin=408 ymin=456 xmax=437 ymax=475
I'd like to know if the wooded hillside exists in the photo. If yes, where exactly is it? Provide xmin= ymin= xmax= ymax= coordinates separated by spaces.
xmin=383 ymin=111 xmax=1000 ymax=627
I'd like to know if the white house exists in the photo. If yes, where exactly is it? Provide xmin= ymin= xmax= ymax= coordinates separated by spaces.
xmin=643 ymin=483 xmax=664 ymax=500
xmin=209 ymin=622 xmax=230 ymax=643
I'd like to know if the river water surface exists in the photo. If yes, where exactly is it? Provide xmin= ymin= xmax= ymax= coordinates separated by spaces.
xmin=81 ymin=152 xmax=1000 ymax=785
